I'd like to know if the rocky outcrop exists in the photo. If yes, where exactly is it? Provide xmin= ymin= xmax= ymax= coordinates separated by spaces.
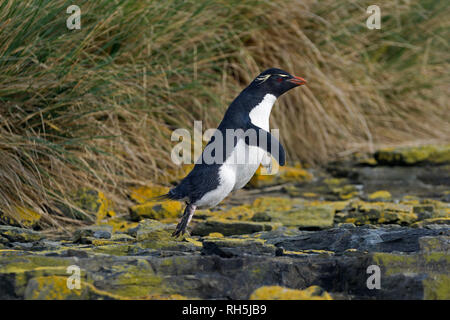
xmin=0 ymin=145 xmax=449 ymax=299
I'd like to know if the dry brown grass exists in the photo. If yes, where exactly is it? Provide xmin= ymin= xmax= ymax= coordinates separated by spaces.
xmin=0 ymin=0 xmax=448 ymax=229
xmin=233 ymin=0 xmax=450 ymax=162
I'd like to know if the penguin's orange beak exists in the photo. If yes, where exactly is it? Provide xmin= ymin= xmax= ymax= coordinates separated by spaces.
xmin=288 ymin=76 xmax=307 ymax=86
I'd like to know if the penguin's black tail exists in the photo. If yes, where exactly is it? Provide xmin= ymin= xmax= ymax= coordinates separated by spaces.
xmin=150 ymin=188 xmax=184 ymax=202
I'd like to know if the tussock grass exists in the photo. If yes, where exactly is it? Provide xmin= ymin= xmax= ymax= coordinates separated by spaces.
xmin=0 ymin=0 xmax=448 ymax=229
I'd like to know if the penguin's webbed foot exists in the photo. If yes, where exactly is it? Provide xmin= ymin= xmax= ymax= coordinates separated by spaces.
xmin=172 ymin=219 xmax=189 ymax=237
xmin=172 ymin=203 xmax=196 ymax=238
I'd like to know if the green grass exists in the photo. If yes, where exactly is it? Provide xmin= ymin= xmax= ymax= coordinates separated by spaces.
xmin=0 ymin=0 xmax=448 ymax=229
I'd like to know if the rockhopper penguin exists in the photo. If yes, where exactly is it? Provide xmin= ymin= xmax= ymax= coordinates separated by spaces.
xmin=162 ymin=68 xmax=306 ymax=236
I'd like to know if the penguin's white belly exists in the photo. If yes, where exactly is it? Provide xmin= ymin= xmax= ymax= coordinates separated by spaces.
xmin=193 ymin=139 xmax=264 ymax=208
xmin=231 ymin=143 xmax=264 ymax=191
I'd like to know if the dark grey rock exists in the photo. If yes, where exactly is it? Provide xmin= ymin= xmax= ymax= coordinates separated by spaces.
xmin=73 ymin=225 xmax=113 ymax=243
xmin=267 ymin=226 xmax=450 ymax=253
xmin=0 ymin=226 xmax=44 ymax=243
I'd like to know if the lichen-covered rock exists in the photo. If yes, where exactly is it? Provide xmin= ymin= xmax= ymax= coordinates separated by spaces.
xmin=218 ymin=205 xmax=255 ymax=221
xmin=335 ymin=200 xmax=418 ymax=225
xmin=69 ymin=188 xmax=115 ymax=223
xmin=73 ymin=225 xmax=113 ymax=243
xmin=129 ymin=185 xmax=170 ymax=204
xmin=375 ymin=145 xmax=450 ymax=165
xmin=269 ymin=226 xmax=450 ymax=253
xmin=368 ymin=190 xmax=392 ymax=201
xmin=127 ymin=219 xmax=172 ymax=242
xmin=251 ymin=197 xmax=335 ymax=230
xmin=128 ymin=185 xmax=182 ymax=222
xmin=98 ymin=217 xmax=138 ymax=233
xmin=0 ymin=207 xmax=41 ymax=228
xmin=0 ymin=226 xmax=44 ymax=243
xmin=130 ymin=201 xmax=182 ymax=221
xmin=126 ymin=219 xmax=199 ymax=252
xmin=24 ymin=276 xmax=88 ymax=299
xmin=252 ymin=197 xmax=302 ymax=212
xmin=250 ymin=285 xmax=332 ymax=300
xmin=249 ymin=163 xmax=313 ymax=188
xmin=419 ymin=236 xmax=450 ymax=253
xmin=412 ymin=218 xmax=450 ymax=228
xmin=202 ymin=237 xmax=277 ymax=257
xmin=192 ymin=219 xmax=278 ymax=237
xmin=320 ymin=177 xmax=361 ymax=200
xmin=372 ymin=248 xmax=450 ymax=299
xmin=0 ymin=255 xmax=73 ymax=298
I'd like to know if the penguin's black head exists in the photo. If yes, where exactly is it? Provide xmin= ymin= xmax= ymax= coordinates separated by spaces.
xmin=248 ymin=68 xmax=306 ymax=97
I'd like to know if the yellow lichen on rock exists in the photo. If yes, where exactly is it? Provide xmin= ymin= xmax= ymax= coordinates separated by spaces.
xmin=280 ymin=164 xmax=313 ymax=182
xmin=99 ymin=218 xmax=138 ymax=233
xmin=341 ymin=200 xmax=417 ymax=225
xmin=375 ymin=145 xmax=450 ymax=165
xmin=184 ymin=237 xmax=203 ymax=247
xmin=128 ymin=185 xmax=182 ymax=221
xmin=302 ymin=192 xmax=318 ymax=198
xmin=107 ymin=263 xmax=167 ymax=298
xmin=323 ymin=178 xmax=359 ymax=200
xmin=412 ymin=217 xmax=450 ymax=228
xmin=220 ymin=205 xmax=255 ymax=221
xmin=96 ymin=191 xmax=116 ymax=223
xmin=251 ymin=198 xmax=334 ymax=229
xmin=207 ymin=232 xmax=224 ymax=238
xmin=249 ymin=163 xmax=312 ymax=188
xmin=248 ymin=166 xmax=277 ymax=188
xmin=252 ymin=197 xmax=299 ymax=212
xmin=423 ymin=274 xmax=450 ymax=300
xmin=130 ymin=201 xmax=182 ymax=221
xmin=72 ymin=188 xmax=115 ymax=223
xmin=368 ymin=191 xmax=392 ymax=201
xmin=0 ymin=207 xmax=41 ymax=228
xmin=331 ymin=185 xmax=358 ymax=200
xmin=24 ymin=276 xmax=85 ymax=299
xmin=250 ymin=285 xmax=332 ymax=300
xmin=129 ymin=185 xmax=170 ymax=204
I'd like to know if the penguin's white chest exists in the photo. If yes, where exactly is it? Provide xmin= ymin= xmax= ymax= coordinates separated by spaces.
xmin=229 ymin=93 xmax=276 ymax=190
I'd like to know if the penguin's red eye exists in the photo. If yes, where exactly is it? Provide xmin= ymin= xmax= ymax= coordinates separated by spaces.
xmin=277 ymin=78 xmax=283 ymax=82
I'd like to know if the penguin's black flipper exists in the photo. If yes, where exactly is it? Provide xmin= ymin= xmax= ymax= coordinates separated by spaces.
xmin=245 ymin=122 xmax=286 ymax=166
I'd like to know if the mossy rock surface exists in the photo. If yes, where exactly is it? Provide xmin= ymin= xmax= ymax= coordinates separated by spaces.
xmin=0 ymin=226 xmax=44 ymax=243
xmin=253 ymin=203 xmax=335 ymax=230
xmin=0 ymin=207 xmax=41 ymax=229
xmin=375 ymin=145 xmax=450 ymax=165
xmin=130 ymin=201 xmax=182 ymax=221
xmin=249 ymin=164 xmax=313 ymax=188
xmin=202 ymin=237 xmax=277 ymax=257
xmin=192 ymin=219 xmax=278 ymax=236
xmin=250 ymin=285 xmax=332 ymax=300
xmin=335 ymin=200 xmax=418 ymax=225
